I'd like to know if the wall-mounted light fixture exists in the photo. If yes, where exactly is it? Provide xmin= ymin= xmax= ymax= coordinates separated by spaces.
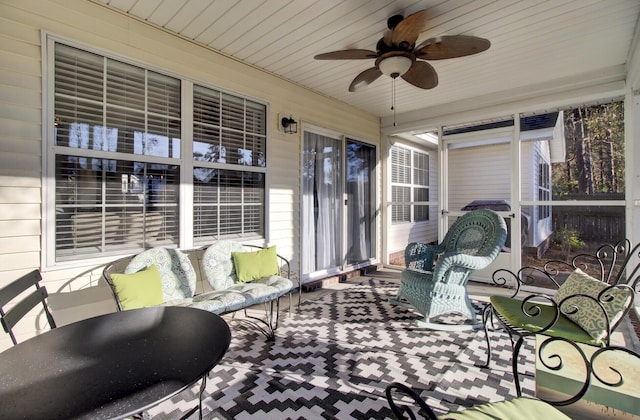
xmin=281 ymin=116 xmax=298 ymax=134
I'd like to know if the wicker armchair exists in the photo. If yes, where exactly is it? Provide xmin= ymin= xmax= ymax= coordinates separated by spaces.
xmin=390 ymin=209 xmax=507 ymax=330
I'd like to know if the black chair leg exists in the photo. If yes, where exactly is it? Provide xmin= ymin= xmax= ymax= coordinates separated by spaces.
xmin=481 ymin=304 xmax=493 ymax=368
xmin=512 ymin=336 xmax=526 ymax=397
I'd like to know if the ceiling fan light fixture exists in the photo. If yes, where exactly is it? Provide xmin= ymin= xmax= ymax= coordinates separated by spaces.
xmin=378 ymin=55 xmax=412 ymax=78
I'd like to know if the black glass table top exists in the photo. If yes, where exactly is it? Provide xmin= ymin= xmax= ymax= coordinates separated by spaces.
xmin=0 ymin=306 xmax=231 ymax=419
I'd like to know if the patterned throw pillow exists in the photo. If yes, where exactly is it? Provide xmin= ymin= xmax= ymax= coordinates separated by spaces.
xmin=553 ymin=268 xmax=632 ymax=342
xmin=125 ymin=247 xmax=197 ymax=302
xmin=202 ymin=240 xmax=246 ymax=290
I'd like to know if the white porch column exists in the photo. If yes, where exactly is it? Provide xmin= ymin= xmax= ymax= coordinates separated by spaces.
xmin=627 ymin=90 xmax=640 ymax=257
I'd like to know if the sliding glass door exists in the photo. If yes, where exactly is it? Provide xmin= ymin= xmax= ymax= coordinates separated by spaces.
xmin=345 ymin=139 xmax=375 ymax=265
xmin=302 ymin=132 xmax=342 ymax=274
xmin=302 ymin=131 xmax=376 ymax=278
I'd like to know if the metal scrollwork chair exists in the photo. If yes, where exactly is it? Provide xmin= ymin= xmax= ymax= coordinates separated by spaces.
xmin=483 ymin=239 xmax=640 ymax=399
xmin=390 ymin=209 xmax=507 ymax=330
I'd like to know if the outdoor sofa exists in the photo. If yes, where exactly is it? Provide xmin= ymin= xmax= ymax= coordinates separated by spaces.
xmin=103 ymin=240 xmax=295 ymax=339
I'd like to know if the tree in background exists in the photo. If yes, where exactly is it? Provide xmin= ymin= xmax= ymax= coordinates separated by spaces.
xmin=552 ymin=102 xmax=624 ymax=197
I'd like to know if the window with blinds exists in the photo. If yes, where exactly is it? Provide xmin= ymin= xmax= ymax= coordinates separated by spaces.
xmin=50 ymin=41 xmax=268 ymax=263
xmin=391 ymin=146 xmax=411 ymax=223
xmin=192 ymin=85 xmax=266 ymax=243
xmin=53 ymin=44 xmax=181 ymax=261
xmin=390 ymin=145 xmax=430 ymax=224
xmin=413 ymin=151 xmax=430 ymax=222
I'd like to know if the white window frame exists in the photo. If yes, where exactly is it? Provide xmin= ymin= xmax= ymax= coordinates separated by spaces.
xmin=41 ymin=34 xmax=269 ymax=269
xmin=537 ymin=154 xmax=551 ymax=220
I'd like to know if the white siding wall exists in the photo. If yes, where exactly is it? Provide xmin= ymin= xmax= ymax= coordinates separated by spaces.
xmin=0 ymin=0 xmax=379 ymax=349
xmin=530 ymin=139 xmax=553 ymax=246
xmin=522 ymin=138 xmax=554 ymax=247
xmin=448 ymin=142 xmax=511 ymax=211
xmin=521 ymin=140 xmax=535 ymax=202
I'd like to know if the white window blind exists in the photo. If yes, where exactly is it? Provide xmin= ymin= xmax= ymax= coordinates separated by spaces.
xmin=390 ymin=145 xmax=430 ymax=224
xmin=392 ymin=186 xmax=411 ymax=222
xmin=413 ymin=151 xmax=430 ymax=222
xmin=53 ymin=43 xmax=181 ymax=261
xmin=192 ymin=85 xmax=266 ymax=243
xmin=391 ymin=147 xmax=411 ymax=223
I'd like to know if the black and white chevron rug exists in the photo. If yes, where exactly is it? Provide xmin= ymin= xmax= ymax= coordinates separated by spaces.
xmin=147 ymin=278 xmax=534 ymax=419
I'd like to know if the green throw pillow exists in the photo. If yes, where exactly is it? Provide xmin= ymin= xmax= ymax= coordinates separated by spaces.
xmin=553 ymin=268 xmax=632 ymax=342
xmin=232 ymin=246 xmax=280 ymax=283
xmin=440 ymin=396 xmax=570 ymax=419
xmin=110 ymin=264 xmax=163 ymax=310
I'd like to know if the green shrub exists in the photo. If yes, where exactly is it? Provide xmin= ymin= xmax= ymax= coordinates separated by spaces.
xmin=554 ymin=228 xmax=586 ymax=260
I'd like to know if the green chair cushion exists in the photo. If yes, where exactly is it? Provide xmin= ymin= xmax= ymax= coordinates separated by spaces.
xmin=553 ymin=268 xmax=632 ymax=342
xmin=439 ymin=397 xmax=570 ymax=419
xmin=232 ymin=246 xmax=280 ymax=283
xmin=490 ymin=295 xmax=602 ymax=346
xmin=110 ymin=264 xmax=163 ymax=310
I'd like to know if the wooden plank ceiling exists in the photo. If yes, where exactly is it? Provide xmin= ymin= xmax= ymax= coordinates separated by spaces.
xmin=91 ymin=0 xmax=640 ymax=118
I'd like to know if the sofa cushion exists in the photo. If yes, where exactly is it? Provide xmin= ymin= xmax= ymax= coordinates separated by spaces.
xmin=185 ymin=275 xmax=294 ymax=315
xmin=231 ymin=275 xmax=294 ymax=304
xmin=110 ymin=264 xmax=163 ymax=310
xmin=553 ymin=268 xmax=633 ymax=341
xmin=490 ymin=295 xmax=601 ymax=346
xmin=125 ymin=248 xmax=197 ymax=302
xmin=202 ymin=240 xmax=247 ymax=290
xmin=191 ymin=289 xmax=254 ymax=314
xmin=232 ymin=246 xmax=280 ymax=283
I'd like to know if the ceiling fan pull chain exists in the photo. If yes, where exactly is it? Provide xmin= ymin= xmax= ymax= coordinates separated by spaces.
xmin=391 ymin=78 xmax=397 ymax=126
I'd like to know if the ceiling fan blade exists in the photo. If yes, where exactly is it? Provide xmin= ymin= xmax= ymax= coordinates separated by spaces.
xmin=314 ymin=49 xmax=378 ymax=60
xmin=415 ymin=35 xmax=491 ymax=60
xmin=349 ymin=67 xmax=383 ymax=92
xmin=391 ymin=9 xmax=428 ymax=47
xmin=401 ymin=61 xmax=438 ymax=89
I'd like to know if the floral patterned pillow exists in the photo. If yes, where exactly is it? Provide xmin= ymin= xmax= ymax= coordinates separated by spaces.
xmin=202 ymin=240 xmax=246 ymax=290
xmin=125 ymin=248 xmax=197 ymax=302
xmin=553 ymin=268 xmax=632 ymax=342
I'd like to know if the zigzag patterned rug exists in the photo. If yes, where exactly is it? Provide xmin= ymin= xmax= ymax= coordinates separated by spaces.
xmin=147 ymin=278 xmax=534 ymax=419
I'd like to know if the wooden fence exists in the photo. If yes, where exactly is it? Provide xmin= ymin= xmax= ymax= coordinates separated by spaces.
xmin=552 ymin=194 xmax=625 ymax=244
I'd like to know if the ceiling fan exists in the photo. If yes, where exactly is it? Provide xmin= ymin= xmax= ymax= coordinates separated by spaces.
xmin=314 ymin=9 xmax=491 ymax=92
